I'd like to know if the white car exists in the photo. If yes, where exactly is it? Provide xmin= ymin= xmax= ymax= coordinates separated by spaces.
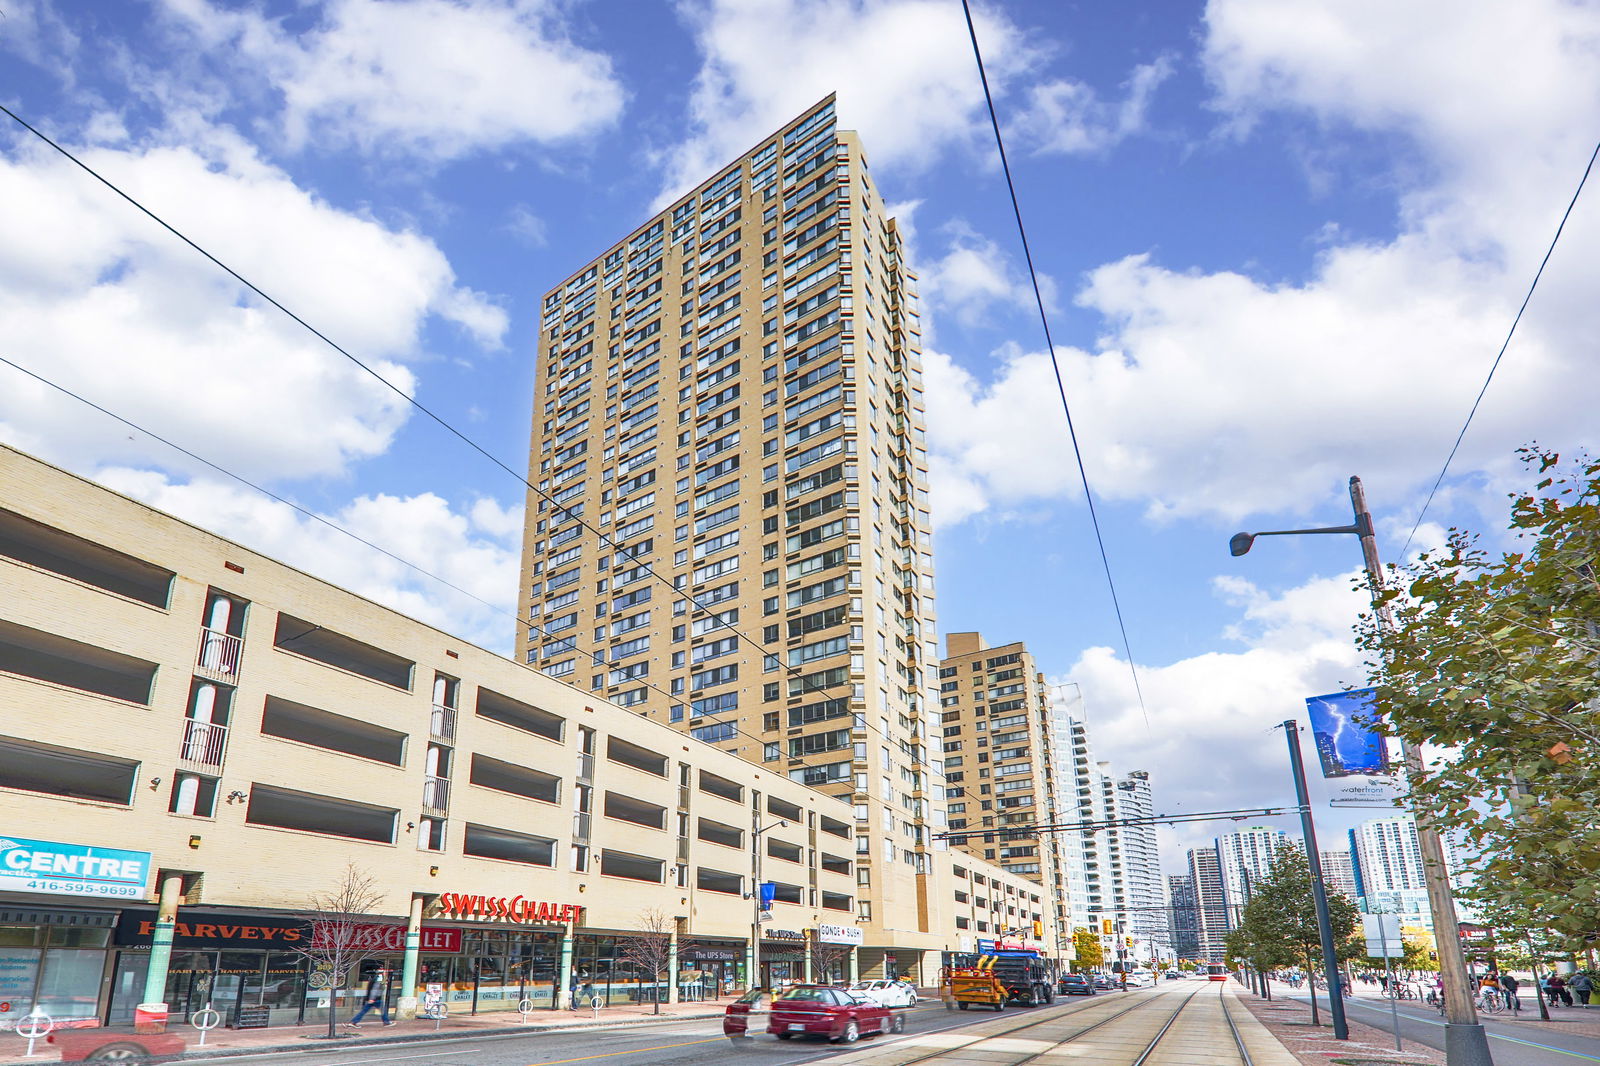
xmin=849 ymin=979 xmax=918 ymax=1008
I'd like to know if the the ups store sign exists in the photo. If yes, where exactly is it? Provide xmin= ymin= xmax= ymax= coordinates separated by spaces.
xmin=116 ymin=910 xmax=310 ymax=949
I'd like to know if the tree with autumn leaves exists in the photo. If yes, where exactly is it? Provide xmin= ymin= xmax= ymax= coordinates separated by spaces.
xmin=1355 ymin=449 xmax=1600 ymax=950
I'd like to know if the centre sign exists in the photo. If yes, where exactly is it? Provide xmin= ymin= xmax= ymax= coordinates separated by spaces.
xmin=0 ymin=836 xmax=149 ymax=900
xmin=434 ymin=893 xmax=580 ymax=924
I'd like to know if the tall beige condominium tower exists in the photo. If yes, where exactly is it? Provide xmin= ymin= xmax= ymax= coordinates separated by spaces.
xmin=937 ymin=632 xmax=1073 ymax=954
xmin=517 ymin=96 xmax=948 ymax=941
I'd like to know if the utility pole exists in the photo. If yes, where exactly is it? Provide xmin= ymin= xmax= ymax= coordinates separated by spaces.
xmin=1348 ymin=477 xmax=1492 ymax=1066
xmin=1284 ymin=719 xmax=1348 ymax=1040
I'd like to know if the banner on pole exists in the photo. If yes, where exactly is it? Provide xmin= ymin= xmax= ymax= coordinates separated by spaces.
xmin=1306 ymin=689 xmax=1406 ymax=807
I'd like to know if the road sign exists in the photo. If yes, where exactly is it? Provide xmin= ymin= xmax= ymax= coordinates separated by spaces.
xmin=1363 ymin=914 xmax=1403 ymax=958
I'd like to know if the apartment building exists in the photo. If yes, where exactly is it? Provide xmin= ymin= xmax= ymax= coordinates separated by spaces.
xmin=1053 ymin=711 xmax=1165 ymax=962
xmin=515 ymin=96 xmax=950 ymax=952
xmin=0 ymin=445 xmax=1049 ymax=1029
xmin=1167 ymin=874 xmax=1200 ymax=959
xmin=1185 ymin=846 xmax=1230 ymax=961
xmin=1215 ymin=825 xmax=1289 ymax=917
xmin=935 ymin=632 xmax=1071 ymax=955
xmin=1349 ymin=816 xmax=1451 ymax=929
xmin=1320 ymin=848 xmax=1358 ymax=901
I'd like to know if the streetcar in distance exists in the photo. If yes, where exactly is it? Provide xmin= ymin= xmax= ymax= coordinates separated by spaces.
xmin=1205 ymin=964 xmax=1229 ymax=981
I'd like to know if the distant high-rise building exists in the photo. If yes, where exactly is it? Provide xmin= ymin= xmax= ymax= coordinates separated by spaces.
xmin=1349 ymin=815 xmax=1455 ymax=929
xmin=1215 ymin=826 xmax=1290 ymax=916
xmin=1103 ymin=769 xmax=1167 ymax=958
xmin=1320 ymin=848 xmax=1358 ymax=900
xmin=1046 ymin=708 xmax=1163 ymax=959
xmin=1187 ymin=846 xmax=1230 ymax=961
xmin=1168 ymin=873 xmax=1201 ymax=959
xmin=937 ymin=632 xmax=1073 ymax=954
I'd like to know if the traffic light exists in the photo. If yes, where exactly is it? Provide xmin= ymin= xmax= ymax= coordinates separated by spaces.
xmin=1101 ymin=918 xmax=1114 ymax=935
xmin=1032 ymin=920 xmax=1044 ymax=938
xmin=1124 ymin=936 xmax=1133 ymax=949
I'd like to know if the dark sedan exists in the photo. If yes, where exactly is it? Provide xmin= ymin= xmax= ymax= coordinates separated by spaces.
xmin=1059 ymin=973 xmax=1096 ymax=996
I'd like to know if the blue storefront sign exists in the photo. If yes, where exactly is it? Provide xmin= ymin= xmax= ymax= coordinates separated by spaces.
xmin=0 ymin=835 xmax=150 ymax=899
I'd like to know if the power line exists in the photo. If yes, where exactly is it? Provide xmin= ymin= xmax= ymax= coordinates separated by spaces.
xmin=1398 ymin=138 xmax=1600 ymax=560
xmin=0 ymin=104 xmax=940 ymax=788
xmin=0 ymin=353 xmax=782 ymax=760
xmin=958 ymin=0 xmax=1149 ymax=727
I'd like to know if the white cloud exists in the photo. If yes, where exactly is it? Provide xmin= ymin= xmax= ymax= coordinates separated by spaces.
xmin=160 ymin=0 xmax=625 ymax=161
xmin=657 ymin=0 xmax=1033 ymax=201
xmin=926 ymin=0 xmax=1600 ymax=527
xmin=505 ymin=204 xmax=550 ymax=247
xmin=1013 ymin=56 xmax=1175 ymax=155
xmin=97 ymin=469 xmax=523 ymax=652
xmin=918 ymin=221 xmax=1053 ymax=328
xmin=0 ymin=127 xmax=507 ymax=483
xmin=1057 ymin=569 xmax=1371 ymax=866
xmin=922 ymin=347 xmax=1073 ymax=528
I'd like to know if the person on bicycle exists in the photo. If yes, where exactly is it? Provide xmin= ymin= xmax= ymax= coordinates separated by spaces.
xmin=1500 ymin=972 xmax=1522 ymax=1011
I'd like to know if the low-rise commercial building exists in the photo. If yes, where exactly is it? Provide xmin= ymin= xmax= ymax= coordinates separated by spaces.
xmin=0 ymin=445 xmax=1040 ymax=1029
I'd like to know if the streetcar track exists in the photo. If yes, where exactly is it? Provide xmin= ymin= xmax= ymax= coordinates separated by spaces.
xmin=871 ymin=986 xmax=1175 ymax=1066
xmin=1219 ymin=984 xmax=1255 ymax=1066
xmin=1130 ymin=988 xmax=1206 ymax=1066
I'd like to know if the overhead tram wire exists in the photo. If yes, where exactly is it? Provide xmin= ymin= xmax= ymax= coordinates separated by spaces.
xmin=0 ymin=354 xmax=781 ymax=759
xmin=1398 ymin=138 xmax=1600 ymax=559
xmin=0 ymin=102 xmax=916 ymax=751
xmin=958 ymin=0 xmax=1149 ymax=727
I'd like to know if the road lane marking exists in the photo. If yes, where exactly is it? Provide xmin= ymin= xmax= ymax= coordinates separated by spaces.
xmin=526 ymin=1036 xmax=726 ymax=1064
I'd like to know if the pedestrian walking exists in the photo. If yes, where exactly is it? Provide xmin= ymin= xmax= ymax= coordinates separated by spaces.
xmin=1500 ymin=972 xmax=1522 ymax=1012
xmin=349 ymin=968 xmax=394 ymax=1028
xmin=1571 ymin=971 xmax=1593 ymax=1007
xmin=1550 ymin=974 xmax=1573 ymax=1007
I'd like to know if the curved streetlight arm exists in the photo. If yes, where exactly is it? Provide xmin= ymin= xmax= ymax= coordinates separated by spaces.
xmin=1230 ymin=514 xmax=1374 ymax=557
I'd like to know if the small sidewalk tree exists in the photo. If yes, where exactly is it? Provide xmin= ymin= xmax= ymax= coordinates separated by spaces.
xmin=1228 ymin=846 xmax=1358 ymax=1027
xmin=616 ymin=909 xmax=675 ymax=1014
xmin=296 ymin=864 xmax=387 ymax=1039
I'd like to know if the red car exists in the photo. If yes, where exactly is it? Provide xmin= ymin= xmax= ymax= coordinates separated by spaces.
xmin=768 ymin=985 xmax=902 ymax=1043
xmin=47 ymin=1027 xmax=187 ymax=1062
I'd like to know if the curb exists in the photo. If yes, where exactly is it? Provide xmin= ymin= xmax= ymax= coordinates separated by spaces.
xmin=0 ymin=1009 xmax=728 ymax=1065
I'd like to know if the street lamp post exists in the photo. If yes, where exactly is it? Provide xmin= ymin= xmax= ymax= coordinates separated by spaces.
xmin=750 ymin=818 xmax=789 ymax=991
xmin=1231 ymin=475 xmax=1494 ymax=1066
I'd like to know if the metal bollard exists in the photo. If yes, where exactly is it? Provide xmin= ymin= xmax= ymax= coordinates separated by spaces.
xmin=190 ymin=1002 xmax=222 ymax=1047
xmin=591 ymin=994 xmax=601 ymax=1020
xmin=518 ymin=998 xmax=534 ymax=1025
xmin=17 ymin=1007 xmax=53 ymax=1058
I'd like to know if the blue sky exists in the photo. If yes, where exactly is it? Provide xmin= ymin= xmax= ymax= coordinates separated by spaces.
xmin=3 ymin=0 xmax=1597 ymax=864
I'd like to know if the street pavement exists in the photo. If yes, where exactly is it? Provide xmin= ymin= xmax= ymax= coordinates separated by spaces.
xmin=147 ymin=983 xmax=1281 ymax=1066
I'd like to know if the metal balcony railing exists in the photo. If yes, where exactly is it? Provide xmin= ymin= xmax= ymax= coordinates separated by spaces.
xmin=179 ymin=719 xmax=228 ymax=769
xmin=195 ymin=627 xmax=242 ymax=681
xmin=422 ymin=775 xmax=451 ymax=814
xmin=429 ymin=704 xmax=457 ymax=742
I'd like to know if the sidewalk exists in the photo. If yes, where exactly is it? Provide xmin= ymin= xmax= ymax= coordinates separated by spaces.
xmin=1235 ymin=979 xmax=1446 ymax=1066
xmin=1344 ymin=981 xmax=1600 ymax=1038
xmin=0 ymin=999 xmax=728 ymax=1065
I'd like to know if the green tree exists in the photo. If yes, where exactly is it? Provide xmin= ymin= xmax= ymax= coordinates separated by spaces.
xmin=1072 ymin=928 xmax=1104 ymax=970
xmin=1355 ymin=449 xmax=1600 ymax=950
xmin=1228 ymin=846 xmax=1359 ymax=1026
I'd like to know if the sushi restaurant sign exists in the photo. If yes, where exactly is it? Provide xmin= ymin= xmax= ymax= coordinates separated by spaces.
xmin=0 ymin=836 xmax=149 ymax=900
